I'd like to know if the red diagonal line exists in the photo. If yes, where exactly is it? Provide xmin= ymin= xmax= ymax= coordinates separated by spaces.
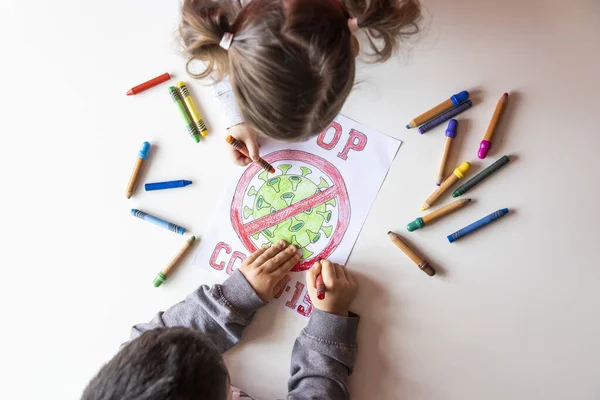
xmin=242 ymin=186 xmax=339 ymax=236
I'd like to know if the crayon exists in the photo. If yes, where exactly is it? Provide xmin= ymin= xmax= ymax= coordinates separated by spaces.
xmin=145 ymin=180 xmax=193 ymax=191
xmin=418 ymin=100 xmax=472 ymax=134
xmin=154 ymin=236 xmax=196 ymax=287
xmin=316 ymin=273 xmax=325 ymax=300
xmin=127 ymin=72 xmax=170 ymax=96
xmin=453 ymin=156 xmax=510 ymax=197
xmin=436 ymin=119 xmax=458 ymax=186
xmin=421 ymin=162 xmax=470 ymax=211
xmin=478 ymin=93 xmax=509 ymax=159
xmin=447 ymin=208 xmax=509 ymax=243
xmin=169 ymin=86 xmax=200 ymax=143
xmin=406 ymin=91 xmax=469 ymax=129
xmin=226 ymin=135 xmax=276 ymax=174
xmin=177 ymin=82 xmax=209 ymax=137
xmin=387 ymin=231 xmax=435 ymax=276
xmin=131 ymin=209 xmax=186 ymax=235
xmin=126 ymin=142 xmax=151 ymax=199
xmin=407 ymin=199 xmax=471 ymax=232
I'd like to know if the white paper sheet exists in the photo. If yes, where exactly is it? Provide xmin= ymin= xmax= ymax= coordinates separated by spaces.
xmin=193 ymin=115 xmax=401 ymax=318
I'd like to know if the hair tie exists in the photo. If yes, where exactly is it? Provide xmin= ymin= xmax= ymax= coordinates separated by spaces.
xmin=348 ymin=18 xmax=360 ymax=33
xmin=219 ymin=32 xmax=234 ymax=50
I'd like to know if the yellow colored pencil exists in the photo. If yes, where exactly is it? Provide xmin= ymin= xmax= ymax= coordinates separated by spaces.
xmin=177 ymin=82 xmax=209 ymax=137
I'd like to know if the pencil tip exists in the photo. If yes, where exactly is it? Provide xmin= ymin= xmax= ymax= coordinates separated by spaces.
xmin=126 ymin=90 xmax=133 ymax=96
xmin=387 ymin=231 xmax=392 ymax=235
xmin=503 ymin=92 xmax=509 ymax=97
xmin=405 ymin=124 xmax=410 ymax=129
xmin=466 ymin=198 xmax=472 ymax=202
xmin=420 ymin=207 xmax=425 ymax=212
xmin=126 ymin=193 xmax=132 ymax=199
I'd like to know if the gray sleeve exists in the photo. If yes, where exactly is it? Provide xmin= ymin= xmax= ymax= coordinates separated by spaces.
xmin=213 ymin=77 xmax=245 ymax=129
xmin=287 ymin=310 xmax=360 ymax=400
xmin=130 ymin=270 xmax=265 ymax=353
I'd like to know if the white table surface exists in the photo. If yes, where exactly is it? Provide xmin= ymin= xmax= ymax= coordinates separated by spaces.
xmin=1 ymin=0 xmax=599 ymax=399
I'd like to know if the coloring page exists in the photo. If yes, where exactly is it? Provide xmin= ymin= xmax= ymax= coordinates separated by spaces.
xmin=193 ymin=115 xmax=401 ymax=318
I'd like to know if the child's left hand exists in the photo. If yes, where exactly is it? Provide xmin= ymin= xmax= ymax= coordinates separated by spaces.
xmin=227 ymin=123 xmax=260 ymax=167
xmin=238 ymin=240 xmax=300 ymax=302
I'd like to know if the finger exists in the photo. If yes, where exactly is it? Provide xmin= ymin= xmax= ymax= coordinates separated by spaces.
xmin=345 ymin=268 xmax=356 ymax=285
xmin=263 ymin=244 xmax=298 ymax=272
xmin=229 ymin=148 xmax=252 ymax=166
xmin=334 ymin=263 xmax=346 ymax=280
xmin=321 ymin=260 xmax=337 ymax=286
xmin=275 ymin=253 xmax=300 ymax=275
xmin=244 ymin=246 xmax=269 ymax=266
xmin=254 ymin=240 xmax=288 ymax=266
xmin=245 ymin=136 xmax=260 ymax=161
xmin=306 ymin=261 xmax=321 ymax=289
xmin=272 ymin=275 xmax=291 ymax=297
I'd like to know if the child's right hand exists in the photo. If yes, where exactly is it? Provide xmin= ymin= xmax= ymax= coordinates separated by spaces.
xmin=307 ymin=260 xmax=358 ymax=317
xmin=227 ymin=123 xmax=260 ymax=167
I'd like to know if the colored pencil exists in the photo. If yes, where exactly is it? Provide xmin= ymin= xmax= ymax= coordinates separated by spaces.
xmin=177 ymin=82 xmax=209 ymax=137
xmin=453 ymin=156 xmax=510 ymax=197
xmin=154 ymin=236 xmax=196 ymax=287
xmin=127 ymin=72 xmax=170 ymax=96
xmin=447 ymin=208 xmax=509 ymax=243
xmin=226 ymin=135 xmax=276 ymax=174
xmin=478 ymin=93 xmax=508 ymax=159
xmin=436 ymin=119 xmax=458 ymax=186
xmin=421 ymin=162 xmax=470 ymax=211
xmin=406 ymin=91 xmax=469 ymax=129
xmin=407 ymin=199 xmax=471 ymax=232
xmin=387 ymin=232 xmax=435 ymax=276
xmin=126 ymin=142 xmax=151 ymax=199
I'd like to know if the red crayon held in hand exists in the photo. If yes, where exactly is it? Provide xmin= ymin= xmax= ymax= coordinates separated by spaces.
xmin=316 ymin=273 xmax=326 ymax=300
xmin=126 ymin=72 xmax=171 ymax=96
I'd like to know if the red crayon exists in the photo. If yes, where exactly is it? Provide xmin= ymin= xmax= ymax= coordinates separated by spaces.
xmin=126 ymin=72 xmax=171 ymax=96
xmin=316 ymin=274 xmax=325 ymax=300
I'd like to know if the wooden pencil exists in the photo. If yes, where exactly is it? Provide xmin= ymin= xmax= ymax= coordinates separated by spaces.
xmin=387 ymin=231 xmax=435 ymax=276
xmin=422 ymin=162 xmax=470 ymax=211
xmin=478 ymin=93 xmax=508 ymax=159
xmin=436 ymin=120 xmax=458 ymax=186
xmin=406 ymin=91 xmax=469 ymax=129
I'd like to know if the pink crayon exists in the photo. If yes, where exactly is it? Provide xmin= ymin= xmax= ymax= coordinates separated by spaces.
xmin=479 ymin=93 xmax=509 ymax=159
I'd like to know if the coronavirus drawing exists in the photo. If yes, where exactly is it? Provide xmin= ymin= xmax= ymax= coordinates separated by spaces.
xmin=231 ymin=150 xmax=351 ymax=271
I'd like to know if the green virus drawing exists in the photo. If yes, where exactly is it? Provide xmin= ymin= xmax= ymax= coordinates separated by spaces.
xmin=243 ymin=165 xmax=336 ymax=258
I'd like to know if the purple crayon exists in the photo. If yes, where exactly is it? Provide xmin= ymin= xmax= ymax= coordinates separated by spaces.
xmin=418 ymin=100 xmax=473 ymax=134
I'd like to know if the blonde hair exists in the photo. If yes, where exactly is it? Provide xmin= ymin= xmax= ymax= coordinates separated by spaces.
xmin=180 ymin=0 xmax=421 ymax=141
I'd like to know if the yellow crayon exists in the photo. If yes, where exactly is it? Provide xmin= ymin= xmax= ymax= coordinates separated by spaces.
xmin=177 ymin=82 xmax=209 ymax=137
xmin=421 ymin=162 xmax=470 ymax=211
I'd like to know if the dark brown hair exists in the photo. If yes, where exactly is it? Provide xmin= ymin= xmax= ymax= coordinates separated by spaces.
xmin=180 ymin=0 xmax=421 ymax=141
xmin=81 ymin=328 xmax=228 ymax=400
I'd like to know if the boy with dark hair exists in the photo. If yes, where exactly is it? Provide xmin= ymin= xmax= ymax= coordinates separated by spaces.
xmin=83 ymin=240 xmax=359 ymax=400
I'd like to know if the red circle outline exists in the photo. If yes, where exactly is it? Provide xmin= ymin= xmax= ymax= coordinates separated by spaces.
xmin=231 ymin=150 xmax=350 ymax=271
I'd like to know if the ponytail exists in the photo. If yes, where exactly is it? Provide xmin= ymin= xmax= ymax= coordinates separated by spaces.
xmin=179 ymin=0 xmax=242 ymax=80
xmin=343 ymin=0 xmax=421 ymax=61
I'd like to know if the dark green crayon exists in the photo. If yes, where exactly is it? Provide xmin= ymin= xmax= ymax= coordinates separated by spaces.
xmin=452 ymin=155 xmax=510 ymax=197
xmin=169 ymin=86 xmax=200 ymax=143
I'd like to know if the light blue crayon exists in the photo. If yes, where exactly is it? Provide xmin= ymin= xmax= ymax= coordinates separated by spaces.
xmin=145 ymin=180 xmax=193 ymax=191
xmin=131 ymin=209 xmax=186 ymax=235
xmin=447 ymin=208 xmax=509 ymax=243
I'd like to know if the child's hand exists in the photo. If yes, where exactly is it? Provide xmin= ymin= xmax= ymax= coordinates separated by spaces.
xmin=238 ymin=240 xmax=300 ymax=302
xmin=227 ymin=123 xmax=260 ymax=167
xmin=307 ymin=260 xmax=358 ymax=317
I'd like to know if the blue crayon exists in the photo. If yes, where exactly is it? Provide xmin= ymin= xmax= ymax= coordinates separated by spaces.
xmin=447 ymin=208 xmax=509 ymax=243
xmin=145 ymin=180 xmax=193 ymax=191
xmin=131 ymin=209 xmax=186 ymax=235
xmin=418 ymin=100 xmax=473 ymax=134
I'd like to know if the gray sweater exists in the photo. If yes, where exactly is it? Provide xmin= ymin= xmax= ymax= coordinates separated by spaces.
xmin=131 ymin=270 xmax=359 ymax=399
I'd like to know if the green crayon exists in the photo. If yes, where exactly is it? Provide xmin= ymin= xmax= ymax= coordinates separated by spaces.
xmin=169 ymin=86 xmax=200 ymax=143
xmin=452 ymin=156 xmax=510 ymax=197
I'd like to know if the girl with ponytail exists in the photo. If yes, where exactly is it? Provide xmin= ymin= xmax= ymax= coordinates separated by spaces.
xmin=180 ymin=0 xmax=420 ymax=165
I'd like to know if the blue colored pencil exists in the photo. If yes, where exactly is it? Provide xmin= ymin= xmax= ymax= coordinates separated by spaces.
xmin=145 ymin=180 xmax=193 ymax=191
xmin=418 ymin=100 xmax=473 ymax=134
xmin=131 ymin=209 xmax=186 ymax=235
xmin=447 ymin=208 xmax=509 ymax=243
